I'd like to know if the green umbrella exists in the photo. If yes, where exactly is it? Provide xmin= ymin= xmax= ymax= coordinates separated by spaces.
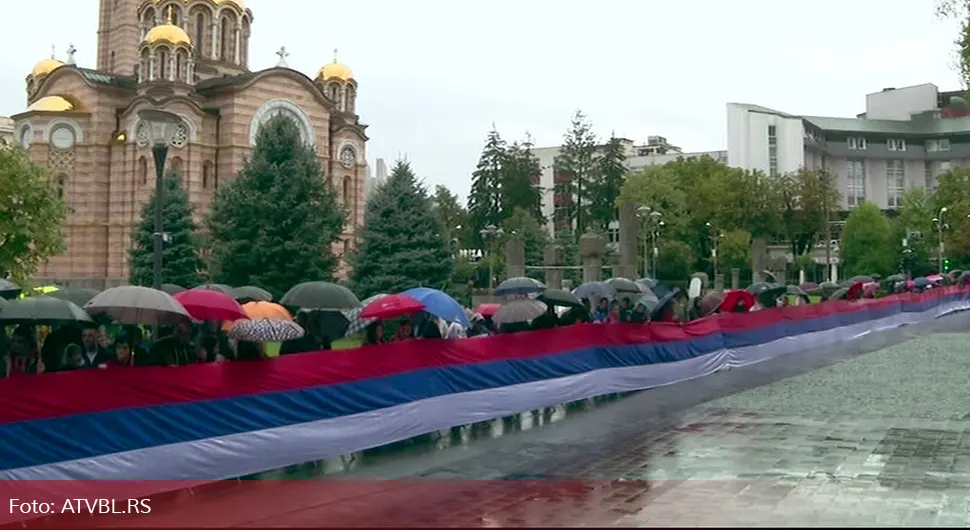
xmin=281 ymin=281 xmax=361 ymax=311
xmin=46 ymin=287 xmax=100 ymax=307
xmin=0 ymin=297 xmax=94 ymax=325
xmin=229 ymin=286 xmax=273 ymax=304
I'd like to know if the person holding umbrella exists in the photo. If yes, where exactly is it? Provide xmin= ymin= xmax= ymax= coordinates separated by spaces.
xmin=280 ymin=312 xmax=322 ymax=355
xmin=4 ymin=326 xmax=44 ymax=377
xmin=70 ymin=326 xmax=113 ymax=369
xmin=147 ymin=318 xmax=196 ymax=366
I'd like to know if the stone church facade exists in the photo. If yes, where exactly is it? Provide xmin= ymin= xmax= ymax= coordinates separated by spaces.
xmin=12 ymin=0 xmax=368 ymax=289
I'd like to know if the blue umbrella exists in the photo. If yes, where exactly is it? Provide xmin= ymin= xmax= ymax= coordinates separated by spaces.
xmin=402 ymin=287 xmax=470 ymax=328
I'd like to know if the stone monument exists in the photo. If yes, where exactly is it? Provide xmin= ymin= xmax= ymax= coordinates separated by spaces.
xmin=578 ymin=232 xmax=606 ymax=283
xmin=543 ymin=245 xmax=564 ymax=290
xmin=616 ymin=202 xmax=638 ymax=280
xmin=505 ymin=235 xmax=526 ymax=279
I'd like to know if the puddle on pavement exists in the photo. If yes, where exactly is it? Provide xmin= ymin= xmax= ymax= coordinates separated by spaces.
xmin=243 ymin=392 xmax=640 ymax=480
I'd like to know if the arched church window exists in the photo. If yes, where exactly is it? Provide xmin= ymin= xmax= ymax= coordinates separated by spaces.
xmin=195 ymin=13 xmax=206 ymax=56
xmin=138 ymin=156 xmax=148 ymax=185
xmin=220 ymin=17 xmax=230 ymax=60
xmin=342 ymin=176 xmax=351 ymax=203
xmin=175 ymin=53 xmax=183 ymax=80
xmin=55 ymin=174 xmax=67 ymax=199
xmin=329 ymin=83 xmax=339 ymax=103
xmin=170 ymin=156 xmax=183 ymax=176
xmin=158 ymin=48 xmax=169 ymax=80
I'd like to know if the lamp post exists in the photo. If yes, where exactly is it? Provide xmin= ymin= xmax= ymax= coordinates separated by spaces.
xmin=479 ymin=224 xmax=504 ymax=290
xmin=705 ymin=222 xmax=723 ymax=279
xmin=651 ymin=220 xmax=664 ymax=279
xmin=636 ymin=206 xmax=663 ymax=278
xmin=933 ymin=206 xmax=948 ymax=274
xmin=137 ymin=109 xmax=182 ymax=290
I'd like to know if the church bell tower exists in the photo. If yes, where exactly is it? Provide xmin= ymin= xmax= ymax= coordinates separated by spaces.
xmin=96 ymin=0 xmax=141 ymax=76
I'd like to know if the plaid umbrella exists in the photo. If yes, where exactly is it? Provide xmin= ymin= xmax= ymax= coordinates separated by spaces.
xmin=343 ymin=294 xmax=388 ymax=336
xmin=228 ymin=318 xmax=305 ymax=343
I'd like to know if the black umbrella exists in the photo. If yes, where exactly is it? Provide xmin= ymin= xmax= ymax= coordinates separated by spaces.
xmin=786 ymin=285 xmax=810 ymax=304
xmin=847 ymin=275 xmax=873 ymax=285
xmin=281 ymin=281 xmax=361 ymax=311
xmin=537 ymin=289 xmax=584 ymax=309
xmin=45 ymin=287 xmax=99 ymax=307
xmin=755 ymin=284 xmax=789 ymax=308
xmin=649 ymin=288 xmax=682 ymax=322
xmin=160 ymin=283 xmax=185 ymax=295
xmin=229 ymin=285 xmax=273 ymax=304
xmin=830 ymin=287 xmax=850 ymax=300
xmin=746 ymin=282 xmax=775 ymax=295
xmin=572 ymin=281 xmax=616 ymax=302
xmin=193 ymin=283 xmax=233 ymax=294
xmin=305 ymin=309 xmax=351 ymax=341
xmin=495 ymin=276 xmax=546 ymax=297
xmin=0 ymin=279 xmax=22 ymax=300
xmin=760 ymin=270 xmax=778 ymax=284
xmin=0 ymin=297 xmax=94 ymax=325
xmin=605 ymin=277 xmax=643 ymax=295
xmin=913 ymin=277 xmax=931 ymax=289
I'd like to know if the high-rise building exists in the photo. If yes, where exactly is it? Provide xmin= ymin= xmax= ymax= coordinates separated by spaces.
xmin=727 ymin=83 xmax=970 ymax=210
xmin=12 ymin=0 xmax=369 ymax=287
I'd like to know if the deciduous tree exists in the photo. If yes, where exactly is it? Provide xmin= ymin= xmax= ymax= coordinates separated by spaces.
xmin=841 ymin=201 xmax=895 ymax=277
xmin=431 ymin=184 xmax=469 ymax=247
xmin=0 ymin=146 xmax=67 ymax=285
xmin=206 ymin=114 xmax=346 ymax=299
xmin=128 ymin=171 xmax=206 ymax=288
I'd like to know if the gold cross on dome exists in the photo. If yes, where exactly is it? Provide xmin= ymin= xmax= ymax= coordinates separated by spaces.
xmin=50 ymin=44 xmax=56 ymax=59
xmin=333 ymin=47 xmax=338 ymax=63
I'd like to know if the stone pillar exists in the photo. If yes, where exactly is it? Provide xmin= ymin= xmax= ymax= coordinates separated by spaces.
xmin=505 ymin=235 xmax=526 ymax=279
xmin=616 ymin=202 xmax=638 ymax=280
xmin=148 ymin=51 xmax=156 ymax=81
xmin=731 ymin=268 xmax=740 ymax=290
xmin=234 ymin=27 xmax=241 ymax=64
xmin=578 ymin=232 xmax=606 ymax=283
xmin=714 ymin=273 xmax=724 ymax=291
xmin=751 ymin=237 xmax=768 ymax=283
xmin=211 ymin=22 xmax=219 ymax=60
xmin=544 ymin=245 xmax=564 ymax=290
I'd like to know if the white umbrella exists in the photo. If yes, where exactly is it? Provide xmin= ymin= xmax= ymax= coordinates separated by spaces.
xmin=229 ymin=318 xmax=305 ymax=342
xmin=84 ymin=285 xmax=192 ymax=327
xmin=492 ymin=299 xmax=547 ymax=327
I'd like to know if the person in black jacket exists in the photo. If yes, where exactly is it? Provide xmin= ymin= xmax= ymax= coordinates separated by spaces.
xmin=280 ymin=312 xmax=322 ymax=355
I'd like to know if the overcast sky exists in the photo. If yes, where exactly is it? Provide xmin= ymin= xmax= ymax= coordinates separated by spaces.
xmin=1 ymin=0 xmax=962 ymax=201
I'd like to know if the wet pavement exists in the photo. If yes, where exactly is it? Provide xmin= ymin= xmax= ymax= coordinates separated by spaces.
xmin=20 ymin=312 xmax=970 ymax=527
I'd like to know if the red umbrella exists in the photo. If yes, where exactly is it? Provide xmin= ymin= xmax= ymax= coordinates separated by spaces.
xmin=174 ymin=289 xmax=248 ymax=322
xmin=360 ymin=294 xmax=425 ymax=320
xmin=846 ymin=281 xmax=864 ymax=301
xmin=474 ymin=303 xmax=501 ymax=318
xmin=719 ymin=290 xmax=756 ymax=313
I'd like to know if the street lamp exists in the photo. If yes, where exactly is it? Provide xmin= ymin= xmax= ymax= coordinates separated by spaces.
xmin=138 ymin=109 xmax=182 ymax=290
xmin=705 ymin=222 xmax=723 ymax=279
xmin=637 ymin=206 xmax=663 ymax=278
xmin=479 ymin=224 xmax=504 ymax=290
xmin=933 ymin=206 xmax=949 ymax=274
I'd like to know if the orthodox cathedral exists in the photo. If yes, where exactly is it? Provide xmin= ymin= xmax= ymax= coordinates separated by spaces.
xmin=13 ymin=0 xmax=368 ymax=288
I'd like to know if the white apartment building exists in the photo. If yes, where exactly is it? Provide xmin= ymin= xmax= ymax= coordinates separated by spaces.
xmin=533 ymin=136 xmax=726 ymax=236
xmin=727 ymin=83 xmax=970 ymax=210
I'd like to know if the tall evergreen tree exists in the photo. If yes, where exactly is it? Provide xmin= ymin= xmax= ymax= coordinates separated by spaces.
xmin=431 ymin=184 xmax=469 ymax=247
xmin=467 ymin=127 xmax=506 ymax=247
xmin=502 ymin=137 xmax=545 ymax=222
xmin=351 ymin=160 xmax=454 ymax=298
xmin=554 ymin=111 xmax=597 ymax=237
xmin=128 ymin=171 xmax=206 ymax=288
xmin=588 ymin=133 xmax=627 ymax=230
xmin=205 ymin=115 xmax=346 ymax=298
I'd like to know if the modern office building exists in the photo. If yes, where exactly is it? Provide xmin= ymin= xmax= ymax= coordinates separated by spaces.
xmin=533 ymin=136 xmax=726 ymax=237
xmin=727 ymin=83 xmax=970 ymax=210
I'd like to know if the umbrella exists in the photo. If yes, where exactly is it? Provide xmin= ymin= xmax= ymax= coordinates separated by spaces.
xmin=830 ymin=287 xmax=849 ymax=300
xmin=846 ymin=281 xmax=864 ymax=300
xmin=193 ymin=283 xmax=233 ymax=294
xmin=746 ymin=282 xmax=775 ymax=295
xmin=0 ymin=279 xmax=22 ymax=300
xmin=926 ymin=274 xmax=945 ymax=283
xmin=786 ymin=285 xmax=811 ymax=304
xmin=84 ymin=286 xmax=192 ymax=327
xmin=0 ymin=297 xmax=94 ymax=325
xmin=885 ymin=274 xmax=906 ymax=283
xmin=281 ymin=281 xmax=361 ymax=311
xmin=360 ymin=294 xmax=425 ymax=320
xmin=572 ymin=281 xmax=616 ymax=302
xmin=755 ymin=284 xmax=789 ymax=308
xmin=819 ymin=281 xmax=840 ymax=300
xmin=605 ymin=277 xmax=644 ymax=294
xmin=492 ymin=299 xmax=547 ymax=326
xmin=847 ymin=275 xmax=873 ymax=285
xmin=649 ymin=288 xmax=682 ymax=322
xmin=160 ymin=283 xmax=185 ymax=295
xmin=46 ymin=287 xmax=99 ymax=307
xmin=913 ymin=277 xmax=931 ymax=289
xmin=402 ymin=287 xmax=470 ymax=327
xmin=635 ymin=278 xmax=658 ymax=290
xmin=761 ymin=270 xmax=778 ymax=284
xmin=174 ymin=289 xmax=247 ymax=322
xmin=720 ymin=290 xmax=756 ymax=313
xmin=799 ymin=282 xmax=820 ymax=293
xmin=633 ymin=292 xmax=661 ymax=312
xmin=698 ymin=291 xmax=725 ymax=316
xmin=342 ymin=293 xmax=388 ymax=336
xmin=537 ymin=289 xmax=584 ymax=309
xmin=306 ymin=310 xmax=352 ymax=341
xmin=228 ymin=318 xmax=305 ymax=343
xmin=863 ymin=282 xmax=879 ymax=298
xmin=474 ymin=303 xmax=501 ymax=318
xmin=494 ymin=276 xmax=546 ymax=297
xmin=222 ymin=301 xmax=292 ymax=331
xmin=229 ymin=286 xmax=273 ymax=304
xmin=959 ymin=271 xmax=970 ymax=285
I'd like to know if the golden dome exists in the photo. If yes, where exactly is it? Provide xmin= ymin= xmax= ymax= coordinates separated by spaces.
xmin=31 ymin=57 xmax=64 ymax=78
xmin=26 ymin=96 xmax=74 ymax=113
xmin=317 ymin=50 xmax=354 ymax=82
xmin=144 ymin=7 xmax=192 ymax=47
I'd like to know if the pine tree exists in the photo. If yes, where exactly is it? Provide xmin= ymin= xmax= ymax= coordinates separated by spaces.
xmin=351 ymin=160 xmax=454 ymax=298
xmin=431 ymin=184 xmax=469 ymax=247
xmin=467 ymin=127 xmax=507 ymax=247
xmin=588 ymin=133 xmax=628 ymax=231
xmin=128 ymin=171 xmax=206 ymax=288
xmin=205 ymin=115 xmax=346 ymax=299
xmin=502 ymin=137 xmax=545 ymax=223
xmin=555 ymin=111 xmax=597 ymax=238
